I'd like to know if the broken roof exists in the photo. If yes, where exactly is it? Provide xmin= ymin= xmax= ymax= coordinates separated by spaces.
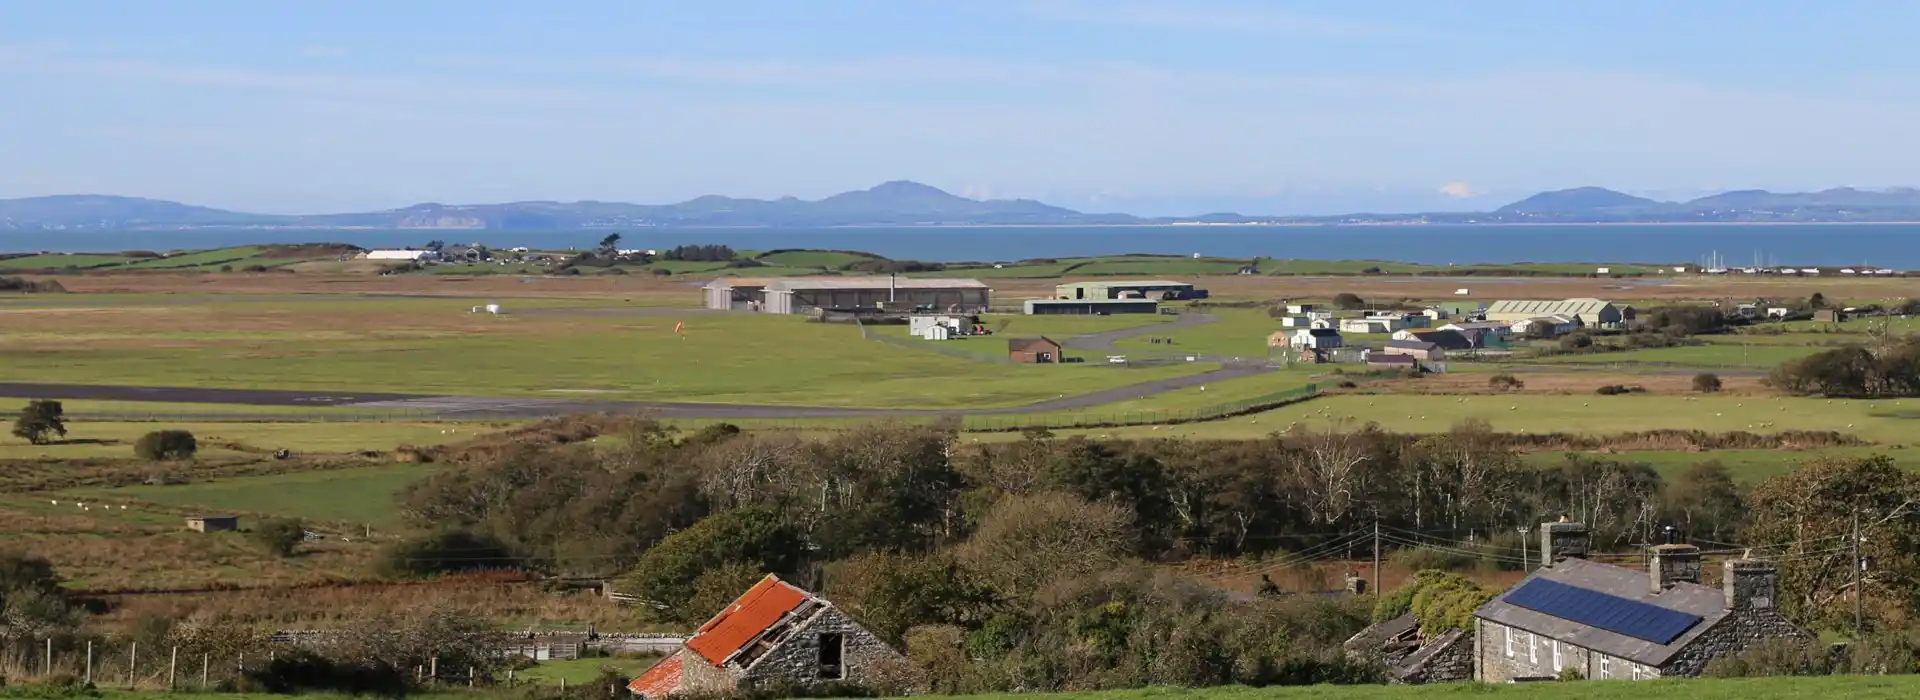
xmin=1475 ymin=557 xmax=1729 ymax=667
xmin=626 ymin=652 xmax=684 ymax=698
xmin=683 ymin=575 xmax=813 ymax=666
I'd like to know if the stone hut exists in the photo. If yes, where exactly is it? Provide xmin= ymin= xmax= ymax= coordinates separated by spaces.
xmin=628 ymin=575 xmax=905 ymax=698
xmin=1342 ymin=612 xmax=1475 ymax=684
xmin=1473 ymin=521 xmax=1807 ymax=682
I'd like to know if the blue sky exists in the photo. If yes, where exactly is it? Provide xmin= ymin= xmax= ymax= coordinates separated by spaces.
xmin=2 ymin=1 xmax=1916 ymax=215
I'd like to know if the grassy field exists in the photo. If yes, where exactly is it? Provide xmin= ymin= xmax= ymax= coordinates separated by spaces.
xmin=0 ymin=397 xmax=432 ymax=417
xmin=1056 ymin=394 xmax=1920 ymax=443
xmin=1522 ymin=446 xmax=1920 ymax=483
xmin=1111 ymin=308 xmax=1282 ymax=359
xmin=0 ymin=253 xmax=136 ymax=269
xmin=513 ymin=656 xmax=661 ymax=685
xmin=1528 ymin=344 xmax=1822 ymax=368
xmin=0 ymin=297 xmax=1208 ymax=408
xmin=752 ymin=250 xmax=877 ymax=268
xmin=63 ymin=463 xmax=441 ymax=526
xmin=0 ymin=421 xmax=481 ymax=460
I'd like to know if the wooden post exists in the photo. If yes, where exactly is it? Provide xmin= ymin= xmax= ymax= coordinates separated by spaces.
xmin=85 ymin=641 xmax=92 ymax=684
xmin=128 ymin=642 xmax=137 ymax=689
xmin=561 ymin=677 xmax=567 ymax=693
xmin=168 ymin=646 xmax=178 ymax=689
xmin=45 ymin=638 xmax=52 ymax=678
xmin=202 ymin=654 xmax=210 ymax=689
xmin=430 ymin=656 xmax=437 ymax=682
xmin=468 ymin=666 xmax=475 ymax=688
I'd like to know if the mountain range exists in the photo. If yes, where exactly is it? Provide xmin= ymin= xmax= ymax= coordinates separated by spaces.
xmin=7 ymin=181 xmax=1920 ymax=230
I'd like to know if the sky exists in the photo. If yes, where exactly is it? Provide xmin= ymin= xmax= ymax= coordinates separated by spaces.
xmin=3 ymin=1 xmax=1918 ymax=215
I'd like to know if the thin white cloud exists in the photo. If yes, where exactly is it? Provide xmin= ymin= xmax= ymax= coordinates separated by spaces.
xmin=1023 ymin=0 xmax=1416 ymax=38
xmin=1438 ymin=182 xmax=1479 ymax=198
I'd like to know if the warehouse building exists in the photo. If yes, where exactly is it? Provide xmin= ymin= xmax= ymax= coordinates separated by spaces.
xmin=705 ymin=277 xmax=990 ymax=315
xmin=1023 ymin=298 xmax=1159 ymax=315
xmin=1054 ymin=280 xmax=1207 ymax=301
xmin=1484 ymin=299 xmax=1634 ymax=328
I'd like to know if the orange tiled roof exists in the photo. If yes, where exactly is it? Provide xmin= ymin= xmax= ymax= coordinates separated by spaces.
xmin=627 ymin=652 xmax=684 ymax=698
xmin=683 ymin=575 xmax=811 ymax=666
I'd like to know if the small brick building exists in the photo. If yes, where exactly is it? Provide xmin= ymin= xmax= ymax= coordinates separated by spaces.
xmin=628 ymin=575 xmax=905 ymax=698
xmin=186 ymin=515 xmax=239 ymax=532
xmin=1473 ymin=521 xmax=1806 ymax=682
xmin=1007 ymin=337 xmax=1064 ymax=364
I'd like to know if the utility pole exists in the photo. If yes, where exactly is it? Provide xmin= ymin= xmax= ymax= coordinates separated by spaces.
xmin=1854 ymin=511 xmax=1864 ymax=639
xmin=1518 ymin=526 xmax=1531 ymax=571
xmin=1372 ymin=521 xmax=1382 ymax=595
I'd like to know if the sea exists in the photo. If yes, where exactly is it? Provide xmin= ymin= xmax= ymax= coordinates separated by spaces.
xmin=7 ymin=223 xmax=1920 ymax=268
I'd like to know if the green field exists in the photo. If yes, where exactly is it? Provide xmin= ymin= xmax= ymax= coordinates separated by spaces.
xmin=1111 ymin=308 xmax=1282 ymax=358
xmin=64 ymin=464 xmax=440 ymax=526
xmin=1058 ymin=394 xmax=1920 ymax=443
xmin=1522 ymin=447 xmax=1920 ymax=483
xmin=513 ymin=656 xmax=660 ymax=685
xmin=0 ymin=253 xmax=136 ymax=269
xmin=1530 ymin=344 xmax=1822 ymax=368
xmin=752 ymin=250 xmax=877 ymax=268
xmin=969 ymin=367 xmax=1332 ymax=431
xmin=0 ymin=299 xmax=1209 ymax=408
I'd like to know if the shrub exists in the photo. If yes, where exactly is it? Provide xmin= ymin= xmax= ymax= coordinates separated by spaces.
xmin=1488 ymin=374 xmax=1524 ymax=392
xmin=1594 ymin=384 xmax=1644 ymax=395
xmin=1557 ymin=333 xmax=1594 ymax=351
xmin=219 ymin=264 xmax=234 ymax=273
xmin=11 ymin=400 xmax=67 ymax=445
xmin=376 ymin=529 xmax=514 ymax=578
xmin=133 ymin=430 xmax=197 ymax=460
xmin=1693 ymin=373 xmax=1723 ymax=393
xmin=250 ymin=518 xmax=306 ymax=557
xmin=242 ymin=264 xmax=269 ymax=273
xmin=1332 ymin=292 xmax=1367 ymax=310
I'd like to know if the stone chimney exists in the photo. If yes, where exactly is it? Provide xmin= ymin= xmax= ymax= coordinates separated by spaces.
xmin=1539 ymin=518 xmax=1589 ymax=566
xmin=1723 ymin=557 xmax=1779 ymax=611
xmin=1648 ymin=544 xmax=1702 ymax=592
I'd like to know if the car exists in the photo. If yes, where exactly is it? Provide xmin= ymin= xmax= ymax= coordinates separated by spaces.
xmin=1107 ymin=355 xmax=1128 ymax=364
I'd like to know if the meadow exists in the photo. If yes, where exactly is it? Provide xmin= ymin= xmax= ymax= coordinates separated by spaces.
xmin=0 ymin=297 xmax=1210 ymax=408
xmin=63 ymin=464 xmax=443 ymax=527
xmin=1058 ymin=394 xmax=1920 ymax=443
xmin=0 ymin=421 xmax=482 ymax=460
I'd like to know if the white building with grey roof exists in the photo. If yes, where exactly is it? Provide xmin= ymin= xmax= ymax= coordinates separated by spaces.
xmin=704 ymin=276 xmax=989 ymax=315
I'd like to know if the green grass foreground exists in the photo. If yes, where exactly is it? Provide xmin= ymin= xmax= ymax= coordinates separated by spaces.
xmin=59 ymin=676 xmax=1920 ymax=700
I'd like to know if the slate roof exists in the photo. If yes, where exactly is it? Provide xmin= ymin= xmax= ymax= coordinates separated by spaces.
xmin=1368 ymin=354 xmax=1418 ymax=365
xmin=765 ymin=277 xmax=988 ymax=291
xmin=1342 ymin=612 xmax=1418 ymax=653
xmin=684 ymin=575 xmax=812 ymax=665
xmin=1008 ymin=336 xmax=1062 ymax=352
xmin=1386 ymin=339 xmax=1442 ymax=352
xmin=1407 ymin=329 xmax=1476 ymax=350
xmin=1474 ymin=557 xmax=1730 ymax=667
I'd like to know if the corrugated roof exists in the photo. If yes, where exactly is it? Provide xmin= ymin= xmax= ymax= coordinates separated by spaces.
xmin=705 ymin=278 xmax=776 ymax=289
xmin=1386 ymin=339 xmax=1441 ymax=351
xmin=1408 ymin=329 xmax=1475 ymax=350
xmin=1485 ymin=298 xmax=1616 ymax=319
xmin=683 ymin=575 xmax=811 ymax=666
xmin=764 ymin=277 xmax=988 ymax=291
xmin=1064 ymin=280 xmax=1191 ymax=288
xmin=1475 ymin=558 xmax=1731 ymax=666
xmin=626 ymin=651 xmax=684 ymax=698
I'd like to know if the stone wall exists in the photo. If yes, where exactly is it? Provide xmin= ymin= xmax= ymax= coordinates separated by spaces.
xmin=1395 ymin=628 xmax=1474 ymax=684
xmin=675 ymin=650 xmax=738 ymax=695
xmin=1660 ymin=610 xmax=1808 ymax=677
xmin=738 ymin=605 xmax=905 ymax=691
xmin=1477 ymin=620 xmax=1642 ymax=681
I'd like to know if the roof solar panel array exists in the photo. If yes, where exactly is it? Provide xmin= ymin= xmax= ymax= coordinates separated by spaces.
xmin=1503 ymin=578 xmax=1703 ymax=644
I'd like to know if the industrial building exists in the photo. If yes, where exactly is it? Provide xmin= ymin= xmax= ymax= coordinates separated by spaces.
xmin=1054 ymin=280 xmax=1206 ymax=301
xmin=1484 ymin=299 xmax=1634 ymax=328
xmin=704 ymin=277 xmax=990 ymax=315
xmin=1023 ymin=298 xmax=1159 ymax=315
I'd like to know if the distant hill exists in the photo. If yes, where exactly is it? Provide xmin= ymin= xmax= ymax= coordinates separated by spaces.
xmin=1495 ymin=187 xmax=1663 ymax=216
xmin=8 ymin=182 xmax=1920 ymax=230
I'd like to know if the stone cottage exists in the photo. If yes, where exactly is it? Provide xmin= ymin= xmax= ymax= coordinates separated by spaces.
xmin=1473 ymin=521 xmax=1806 ymax=682
xmin=628 ymin=575 xmax=905 ymax=698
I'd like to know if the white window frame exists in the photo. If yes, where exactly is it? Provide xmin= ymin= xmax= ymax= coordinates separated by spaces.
xmin=1599 ymin=656 xmax=1611 ymax=679
xmin=1631 ymin=665 xmax=1644 ymax=681
xmin=1527 ymin=632 xmax=1537 ymax=664
xmin=1504 ymin=626 xmax=1513 ymax=657
xmin=1552 ymin=640 xmax=1563 ymax=672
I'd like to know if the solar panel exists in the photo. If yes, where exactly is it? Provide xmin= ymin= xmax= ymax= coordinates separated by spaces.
xmin=1503 ymin=579 xmax=1703 ymax=645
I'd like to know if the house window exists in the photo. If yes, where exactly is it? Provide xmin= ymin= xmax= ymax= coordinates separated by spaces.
xmin=1527 ymin=632 xmax=1536 ymax=664
xmin=1631 ymin=665 xmax=1643 ymax=681
xmin=1504 ymin=626 xmax=1513 ymax=658
xmin=816 ymin=633 xmax=844 ymax=680
xmin=1551 ymin=641 xmax=1563 ymax=672
xmin=1599 ymin=656 xmax=1611 ymax=679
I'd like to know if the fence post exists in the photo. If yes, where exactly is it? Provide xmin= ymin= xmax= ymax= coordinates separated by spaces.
xmin=44 ymin=638 xmax=51 ymax=679
xmin=468 ymin=666 xmax=475 ymax=688
xmin=202 ymin=654 xmax=209 ymax=689
xmin=85 ymin=641 xmax=92 ymax=684
xmin=128 ymin=642 xmax=137 ymax=689
xmin=169 ymin=646 xmax=177 ymax=689
xmin=430 ymin=656 xmax=437 ymax=683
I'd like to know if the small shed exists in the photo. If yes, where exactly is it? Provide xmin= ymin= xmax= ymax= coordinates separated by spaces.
xmin=916 ymin=325 xmax=954 ymax=341
xmin=1008 ymin=337 xmax=1063 ymax=364
xmin=1366 ymin=353 xmax=1419 ymax=370
xmin=1813 ymin=309 xmax=1846 ymax=323
xmin=187 ymin=515 xmax=239 ymax=533
xmin=1384 ymin=338 xmax=1445 ymax=361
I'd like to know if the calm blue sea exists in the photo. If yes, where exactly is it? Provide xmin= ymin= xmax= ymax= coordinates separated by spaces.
xmin=5 ymin=223 xmax=1920 ymax=268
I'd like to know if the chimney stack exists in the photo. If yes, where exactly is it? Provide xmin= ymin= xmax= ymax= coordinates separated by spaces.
xmin=1649 ymin=544 xmax=1702 ymax=592
xmin=1539 ymin=518 xmax=1590 ymax=566
xmin=1723 ymin=557 xmax=1779 ymax=611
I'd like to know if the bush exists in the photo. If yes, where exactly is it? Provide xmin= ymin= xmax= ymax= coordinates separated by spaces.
xmin=250 ymin=518 xmax=306 ymax=557
xmin=1594 ymin=384 xmax=1644 ymax=395
xmin=1558 ymin=333 xmax=1594 ymax=351
xmin=242 ymin=264 xmax=269 ymax=273
xmin=1488 ymin=374 xmax=1524 ymax=392
xmin=376 ymin=529 xmax=514 ymax=578
xmin=1694 ymin=373 xmax=1723 ymax=393
xmin=133 ymin=430 xmax=197 ymax=461
xmin=1332 ymin=292 xmax=1367 ymax=310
